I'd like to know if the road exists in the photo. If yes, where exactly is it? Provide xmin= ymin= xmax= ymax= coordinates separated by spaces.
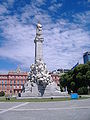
xmin=0 ymin=98 xmax=90 ymax=120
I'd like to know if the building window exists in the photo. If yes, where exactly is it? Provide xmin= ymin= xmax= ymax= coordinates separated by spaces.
xmin=21 ymin=84 xmax=24 ymax=89
xmin=2 ymin=80 xmax=4 ymax=84
xmin=17 ymin=80 xmax=19 ymax=84
xmin=14 ymin=80 xmax=16 ymax=84
xmin=5 ymin=84 xmax=7 ymax=90
xmin=10 ymin=80 xmax=12 ymax=84
xmin=10 ymin=85 xmax=12 ymax=89
xmin=5 ymin=80 xmax=7 ymax=84
xmin=20 ymin=76 xmax=21 ymax=78
xmin=2 ymin=84 xmax=3 ymax=90
xmin=21 ymin=80 xmax=23 ymax=84
xmin=14 ymin=85 xmax=16 ymax=89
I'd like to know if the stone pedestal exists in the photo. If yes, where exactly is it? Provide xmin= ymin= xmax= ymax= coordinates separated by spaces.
xmin=21 ymin=81 xmax=68 ymax=97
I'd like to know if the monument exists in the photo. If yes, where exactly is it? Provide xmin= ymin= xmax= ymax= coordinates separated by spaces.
xmin=21 ymin=22 xmax=68 ymax=97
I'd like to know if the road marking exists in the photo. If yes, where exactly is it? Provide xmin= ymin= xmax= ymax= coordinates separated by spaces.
xmin=0 ymin=105 xmax=90 ymax=112
xmin=0 ymin=102 xmax=29 ymax=114
xmin=13 ymin=106 xmax=90 ymax=111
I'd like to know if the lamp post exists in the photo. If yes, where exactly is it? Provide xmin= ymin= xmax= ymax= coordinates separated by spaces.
xmin=87 ymin=86 xmax=90 ymax=94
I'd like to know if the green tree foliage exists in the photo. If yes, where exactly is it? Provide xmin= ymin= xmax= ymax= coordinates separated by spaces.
xmin=86 ymin=71 xmax=90 ymax=86
xmin=60 ymin=62 xmax=90 ymax=94
xmin=77 ymin=87 xmax=88 ymax=95
xmin=0 ymin=91 xmax=5 ymax=96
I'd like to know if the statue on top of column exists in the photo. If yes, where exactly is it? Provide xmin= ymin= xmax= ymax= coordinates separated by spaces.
xmin=36 ymin=22 xmax=42 ymax=36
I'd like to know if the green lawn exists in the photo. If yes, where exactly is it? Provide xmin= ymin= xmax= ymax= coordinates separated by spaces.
xmin=0 ymin=96 xmax=89 ymax=102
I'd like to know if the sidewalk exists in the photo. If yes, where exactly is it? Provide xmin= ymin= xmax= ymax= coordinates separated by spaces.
xmin=80 ymin=95 xmax=90 ymax=97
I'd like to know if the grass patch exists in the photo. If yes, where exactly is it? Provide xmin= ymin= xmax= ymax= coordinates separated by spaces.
xmin=0 ymin=96 xmax=89 ymax=102
xmin=0 ymin=97 xmax=70 ymax=102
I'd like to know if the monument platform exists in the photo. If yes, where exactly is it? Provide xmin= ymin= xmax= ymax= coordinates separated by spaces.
xmin=17 ymin=95 xmax=70 ymax=99
xmin=21 ymin=81 xmax=68 ymax=98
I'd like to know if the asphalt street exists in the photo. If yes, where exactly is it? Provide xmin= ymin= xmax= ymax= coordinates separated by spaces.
xmin=0 ymin=98 xmax=90 ymax=120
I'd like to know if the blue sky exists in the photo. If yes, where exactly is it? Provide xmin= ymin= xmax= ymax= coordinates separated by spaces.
xmin=0 ymin=0 xmax=90 ymax=73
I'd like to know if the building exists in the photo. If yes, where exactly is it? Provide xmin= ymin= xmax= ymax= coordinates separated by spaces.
xmin=50 ymin=69 xmax=70 ymax=85
xmin=0 ymin=68 xmax=28 ymax=95
xmin=51 ymin=69 xmax=70 ymax=75
xmin=83 ymin=52 xmax=90 ymax=64
xmin=57 ymin=69 xmax=70 ymax=73
xmin=50 ymin=73 xmax=60 ymax=85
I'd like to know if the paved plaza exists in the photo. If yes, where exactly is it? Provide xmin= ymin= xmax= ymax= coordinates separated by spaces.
xmin=0 ymin=98 xmax=90 ymax=120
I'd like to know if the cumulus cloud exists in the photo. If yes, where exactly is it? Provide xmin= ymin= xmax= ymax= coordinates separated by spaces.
xmin=43 ymin=22 xmax=90 ymax=69
xmin=48 ymin=3 xmax=62 ymax=12
xmin=0 ymin=16 xmax=35 ymax=67
xmin=72 ymin=11 xmax=90 ymax=25
xmin=0 ymin=1 xmax=90 ymax=71
xmin=0 ymin=4 xmax=8 ymax=15
xmin=31 ymin=0 xmax=46 ymax=6
xmin=7 ymin=0 xmax=15 ymax=6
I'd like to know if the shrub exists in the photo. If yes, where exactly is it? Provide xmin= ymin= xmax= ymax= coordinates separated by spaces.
xmin=0 ymin=91 xmax=5 ymax=96
xmin=77 ymin=87 xmax=88 ymax=95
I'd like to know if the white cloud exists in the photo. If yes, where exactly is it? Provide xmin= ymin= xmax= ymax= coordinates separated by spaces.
xmin=30 ymin=0 xmax=46 ymax=7
xmin=35 ymin=0 xmax=45 ymax=4
xmin=48 ymin=0 xmax=63 ymax=12
xmin=20 ymin=3 xmax=51 ymax=24
xmin=7 ymin=0 xmax=15 ymax=6
xmin=72 ymin=11 xmax=90 ymax=25
xmin=43 ymin=22 xmax=90 ymax=70
xmin=0 ymin=4 xmax=8 ymax=15
xmin=0 ymin=2 xmax=90 ymax=72
xmin=0 ymin=16 xmax=36 ymax=67
xmin=48 ymin=3 xmax=62 ymax=12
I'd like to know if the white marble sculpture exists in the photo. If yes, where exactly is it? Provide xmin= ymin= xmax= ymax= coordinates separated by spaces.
xmin=21 ymin=22 xmax=68 ymax=97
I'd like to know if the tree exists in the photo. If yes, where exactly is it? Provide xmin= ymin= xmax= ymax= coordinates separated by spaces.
xmin=70 ymin=81 xmax=75 ymax=92
xmin=86 ymin=71 xmax=90 ymax=86
xmin=60 ymin=61 xmax=90 ymax=94
xmin=0 ymin=91 xmax=5 ymax=96
xmin=77 ymin=87 xmax=88 ymax=95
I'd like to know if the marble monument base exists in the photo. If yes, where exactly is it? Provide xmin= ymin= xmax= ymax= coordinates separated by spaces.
xmin=21 ymin=81 xmax=68 ymax=98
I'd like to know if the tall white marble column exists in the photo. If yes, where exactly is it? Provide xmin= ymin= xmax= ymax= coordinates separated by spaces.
xmin=34 ymin=22 xmax=44 ymax=63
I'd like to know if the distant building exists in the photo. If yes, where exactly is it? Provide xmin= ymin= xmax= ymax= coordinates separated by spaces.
xmin=50 ymin=73 xmax=60 ymax=85
xmin=83 ymin=52 xmax=90 ymax=64
xmin=50 ymin=69 xmax=70 ymax=85
xmin=52 ymin=69 xmax=70 ymax=74
xmin=0 ymin=68 xmax=28 ymax=95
